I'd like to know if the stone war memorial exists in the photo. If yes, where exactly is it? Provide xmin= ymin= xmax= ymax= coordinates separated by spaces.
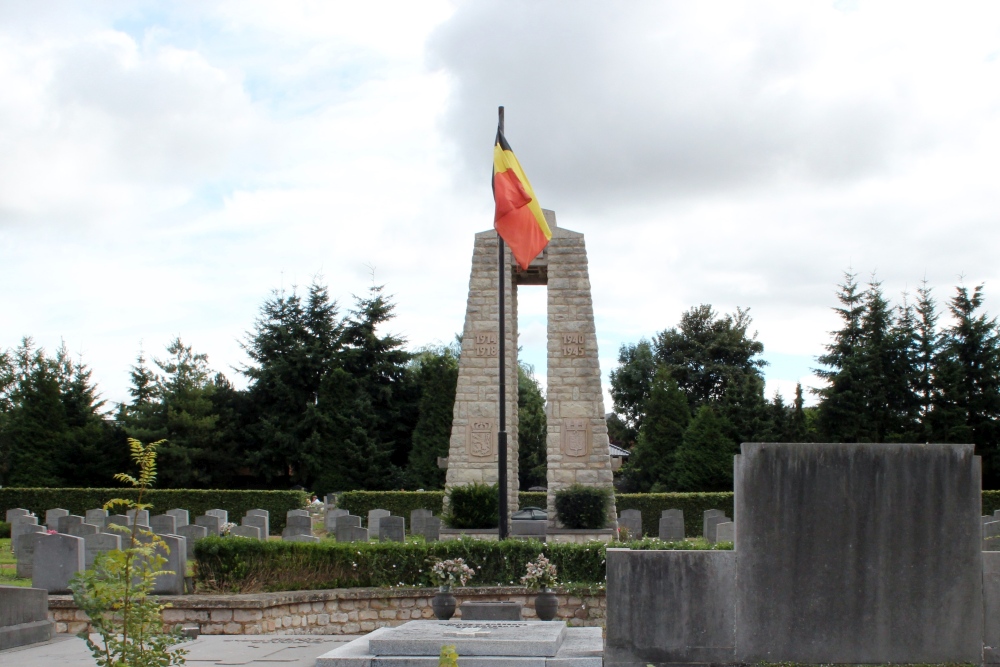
xmin=442 ymin=210 xmax=619 ymax=537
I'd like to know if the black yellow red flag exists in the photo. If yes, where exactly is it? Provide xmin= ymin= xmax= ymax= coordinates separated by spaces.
xmin=493 ymin=129 xmax=552 ymax=269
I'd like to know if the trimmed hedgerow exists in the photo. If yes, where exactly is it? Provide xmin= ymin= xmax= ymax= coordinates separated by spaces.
xmin=445 ymin=483 xmax=499 ymax=529
xmin=194 ymin=536 xmax=730 ymax=593
xmin=554 ymin=484 xmax=610 ymax=529
xmin=984 ymin=490 xmax=1000 ymax=515
xmin=337 ymin=491 xmax=549 ymax=521
xmin=0 ymin=489 xmax=308 ymax=533
xmin=0 ymin=521 xmax=9 ymax=539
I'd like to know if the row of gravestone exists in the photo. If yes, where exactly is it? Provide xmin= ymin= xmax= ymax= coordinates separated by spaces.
xmin=616 ymin=508 xmax=734 ymax=544
xmin=320 ymin=508 xmax=442 ymax=543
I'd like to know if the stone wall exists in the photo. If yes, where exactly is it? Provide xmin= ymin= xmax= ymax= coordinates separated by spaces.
xmin=48 ymin=586 xmax=606 ymax=636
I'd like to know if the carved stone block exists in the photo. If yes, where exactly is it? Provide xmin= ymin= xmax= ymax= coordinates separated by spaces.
xmin=562 ymin=418 xmax=590 ymax=457
xmin=467 ymin=420 xmax=495 ymax=460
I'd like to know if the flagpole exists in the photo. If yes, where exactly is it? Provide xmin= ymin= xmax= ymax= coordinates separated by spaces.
xmin=497 ymin=105 xmax=509 ymax=541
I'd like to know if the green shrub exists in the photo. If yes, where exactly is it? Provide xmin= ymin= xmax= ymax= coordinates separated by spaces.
xmin=0 ymin=488 xmax=308 ymax=533
xmin=554 ymin=484 xmax=610 ymax=529
xmin=445 ymin=483 xmax=499 ymax=529
xmin=0 ymin=521 xmax=9 ymax=539
xmin=194 ymin=535 xmax=730 ymax=593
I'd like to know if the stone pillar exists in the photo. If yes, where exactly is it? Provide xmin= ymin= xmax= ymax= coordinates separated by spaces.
xmin=545 ymin=227 xmax=618 ymax=531
xmin=444 ymin=230 xmax=520 ymax=527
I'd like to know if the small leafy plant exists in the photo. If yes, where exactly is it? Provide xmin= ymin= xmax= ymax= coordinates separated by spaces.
xmin=554 ymin=484 xmax=610 ymax=529
xmin=69 ymin=438 xmax=187 ymax=667
xmin=439 ymin=644 xmax=459 ymax=667
xmin=428 ymin=557 xmax=475 ymax=590
xmin=521 ymin=553 xmax=558 ymax=591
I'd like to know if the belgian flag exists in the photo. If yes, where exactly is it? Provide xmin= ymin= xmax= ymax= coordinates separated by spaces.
xmin=493 ymin=128 xmax=552 ymax=269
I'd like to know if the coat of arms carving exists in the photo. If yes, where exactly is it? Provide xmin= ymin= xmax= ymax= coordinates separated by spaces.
xmin=562 ymin=419 xmax=589 ymax=457
xmin=468 ymin=420 xmax=494 ymax=460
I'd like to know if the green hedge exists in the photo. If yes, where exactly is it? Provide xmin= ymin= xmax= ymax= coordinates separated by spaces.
xmin=984 ymin=491 xmax=1000 ymax=515
xmin=337 ymin=491 xmax=549 ymax=520
xmin=194 ymin=535 xmax=728 ymax=593
xmin=0 ymin=489 xmax=308 ymax=533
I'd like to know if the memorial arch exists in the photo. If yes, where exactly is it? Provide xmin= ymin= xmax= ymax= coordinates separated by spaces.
xmin=443 ymin=210 xmax=619 ymax=533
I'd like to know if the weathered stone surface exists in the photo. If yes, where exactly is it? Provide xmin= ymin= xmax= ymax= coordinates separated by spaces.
xmin=417 ymin=516 xmax=440 ymax=542
xmin=283 ymin=514 xmax=314 ymax=537
xmin=511 ymin=520 xmax=546 ymax=538
xmin=284 ymin=534 xmax=320 ymax=543
xmin=15 ymin=530 xmax=45 ymax=579
xmin=617 ymin=510 xmax=642 ymax=539
xmin=5 ymin=508 xmax=30 ymax=523
xmin=606 ymin=549 xmax=735 ymax=666
xmin=83 ymin=532 xmax=120 ymax=568
xmin=45 ymin=508 xmax=68 ymax=530
xmin=658 ymin=509 xmax=685 ymax=541
xmin=367 ymin=509 xmax=390 ymax=535
xmin=734 ymin=442 xmax=983 ymax=664
xmin=32 ymin=533 xmax=84 ymax=594
xmin=716 ymin=521 xmax=734 ymax=544
xmin=11 ymin=515 xmax=40 ymax=552
xmin=166 ymin=508 xmax=189 ymax=527
xmin=410 ymin=509 xmax=433 ymax=535
xmin=368 ymin=620 xmax=567 ymax=657
xmin=986 ymin=520 xmax=1000 ymax=551
xmin=126 ymin=509 xmax=149 ymax=526
xmin=152 ymin=534 xmax=187 ymax=595
xmin=67 ymin=522 xmax=99 ymax=538
xmin=379 ymin=516 xmax=405 ymax=543
xmin=85 ymin=509 xmax=108 ymax=530
xmin=177 ymin=524 xmax=209 ymax=559
xmin=985 ymin=552 xmax=1000 ymax=663
xmin=287 ymin=509 xmax=310 ymax=518
xmin=702 ymin=510 xmax=729 ymax=543
xmin=0 ymin=586 xmax=54 ymax=650
xmin=206 ymin=509 xmax=228 ymax=523
xmin=231 ymin=525 xmax=262 ymax=540
xmin=242 ymin=514 xmax=269 ymax=539
xmin=325 ymin=509 xmax=348 ymax=532
xmin=150 ymin=514 xmax=177 ymax=535
xmin=459 ymin=601 xmax=522 ymax=621
xmin=335 ymin=515 xmax=361 ymax=542
xmin=106 ymin=514 xmax=130 ymax=530
xmin=195 ymin=514 xmax=223 ymax=536
xmin=56 ymin=515 xmax=84 ymax=534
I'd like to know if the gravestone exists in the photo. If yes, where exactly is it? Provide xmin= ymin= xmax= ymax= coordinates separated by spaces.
xmin=85 ymin=509 xmax=108 ymax=530
xmin=205 ymin=509 xmax=228 ymax=523
xmin=995 ymin=509 xmax=1000 ymax=519
xmin=151 ymin=534 xmax=187 ymax=595
xmin=56 ymin=515 xmax=84 ymax=534
xmin=716 ymin=522 xmax=735 ymax=544
xmin=367 ymin=509 xmax=391 ymax=536
xmin=703 ymin=510 xmax=729 ymax=543
xmin=618 ymin=509 xmax=642 ymax=539
xmin=45 ymin=508 xmax=69 ymax=530
xmin=84 ymin=532 xmax=121 ymax=568
xmin=379 ymin=516 xmax=406 ymax=542
xmin=346 ymin=526 xmax=369 ymax=542
xmin=15 ymin=530 xmax=45 ymax=578
xmin=176 ymin=524 xmax=209 ymax=559
xmin=0 ymin=586 xmax=55 ymax=651
xmin=287 ymin=509 xmax=310 ymax=518
xmin=410 ymin=509 xmax=433 ymax=535
xmin=126 ymin=509 xmax=149 ymax=526
xmin=284 ymin=534 xmax=320 ymax=543
xmin=419 ymin=516 xmax=441 ymax=542
xmin=985 ymin=520 xmax=1000 ymax=552
xmin=195 ymin=514 xmax=222 ymax=537
xmin=246 ymin=509 xmax=269 ymax=519
xmin=659 ymin=509 xmax=685 ymax=541
xmin=335 ymin=515 xmax=362 ymax=542
xmin=5 ymin=508 xmax=30 ymax=523
xmin=166 ymin=509 xmax=189 ymax=527
xmin=282 ymin=514 xmax=313 ymax=538
xmin=325 ymin=509 xmax=349 ymax=532
xmin=242 ymin=514 xmax=269 ymax=539
xmin=32 ymin=533 xmax=84 ymax=593
xmin=106 ymin=514 xmax=131 ymax=530
xmin=11 ymin=516 xmax=40 ymax=552
xmin=230 ymin=525 xmax=261 ymax=540
xmin=150 ymin=515 xmax=177 ymax=536
xmin=68 ymin=523 xmax=99 ymax=538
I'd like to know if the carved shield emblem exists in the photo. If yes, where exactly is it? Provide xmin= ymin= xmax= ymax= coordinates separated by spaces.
xmin=562 ymin=419 xmax=589 ymax=457
xmin=468 ymin=420 xmax=494 ymax=459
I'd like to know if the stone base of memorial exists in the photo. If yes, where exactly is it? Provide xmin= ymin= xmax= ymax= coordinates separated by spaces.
xmin=0 ymin=586 xmax=55 ymax=651
xmin=314 ymin=620 xmax=602 ymax=666
xmin=545 ymin=528 xmax=616 ymax=544
xmin=439 ymin=528 xmax=499 ymax=541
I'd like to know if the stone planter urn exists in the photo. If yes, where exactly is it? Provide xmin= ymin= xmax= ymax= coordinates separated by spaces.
xmin=534 ymin=590 xmax=558 ymax=621
xmin=432 ymin=587 xmax=457 ymax=620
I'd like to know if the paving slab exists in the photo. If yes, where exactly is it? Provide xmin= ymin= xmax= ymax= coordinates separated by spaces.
xmin=368 ymin=620 xmax=566 ymax=657
xmin=0 ymin=633 xmax=359 ymax=666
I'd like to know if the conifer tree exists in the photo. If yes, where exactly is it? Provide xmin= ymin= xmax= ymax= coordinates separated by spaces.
xmin=406 ymin=347 xmax=459 ymax=490
xmin=608 ymin=339 xmax=656 ymax=447
xmin=671 ymin=405 xmax=735 ymax=491
xmin=623 ymin=368 xmax=689 ymax=492
xmin=913 ymin=281 xmax=940 ymax=439
xmin=815 ymin=272 xmax=867 ymax=440
xmin=517 ymin=363 xmax=547 ymax=490
xmin=787 ymin=383 xmax=809 ymax=442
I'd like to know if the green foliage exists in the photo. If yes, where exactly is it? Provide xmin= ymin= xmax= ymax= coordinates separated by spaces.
xmin=406 ymin=347 xmax=459 ymax=489
xmin=0 ymin=488 xmax=307 ymax=533
xmin=517 ymin=363 xmax=547 ymax=490
xmin=194 ymin=535 xmax=730 ymax=593
xmin=615 ymin=492 xmax=734 ymax=537
xmin=553 ymin=484 xmax=610 ymax=529
xmin=623 ymin=369 xmax=689 ymax=492
xmin=439 ymin=645 xmax=459 ymax=667
xmin=445 ymin=483 xmax=499 ymax=529
xmin=609 ymin=339 xmax=656 ymax=447
xmin=69 ymin=438 xmax=187 ymax=667
xmin=336 ymin=491 xmax=548 ymax=519
xmin=0 ymin=521 xmax=9 ymax=539
xmin=671 ymin=406 xmax=735 ymax=492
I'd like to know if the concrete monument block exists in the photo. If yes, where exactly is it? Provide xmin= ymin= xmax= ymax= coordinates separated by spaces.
xmin=15 ymin=530 xmax=45 ymax=579
xmin=83 ymin=532 xmax=121 ymax=568
xmin=379 ymin=516 xmax=405 ymax=542
xmin=284 ymin=534 xmax=320 ymax=543
xmin=149 ymin=514 xmax=177 ymax=536
xmin=606 ymin=549 xmax=735 ymax=666
xmin=618 ymin=509 xmax=642 ymax=539
xmin=659 ymin=509 xmax=685 ymax=541
xmin=176 ymin=524 xmax=208 ymax=559
xmin=335 ymin=515 xmax=362 ymax=542
xmin=85 ymin=509 xmax=108 ymax=530
xmin=230 ymin=525 xmax=261 ymax=540
xmin=32 ymin=533 xmax=84 ymax=593
xmin=44 ymin=508 xmax=68 ymax=530
xmin=194 ymin=514 xmax=222 ymax=536
xmin=325 ymin=509 xmax=349 ymax=532
xmin=68 ymin=523 xmax=99 ymax=538
xmin=151 ymin=534 xmax=187 ymax=595
xmin=0 ymin=586 xmax=55 ymax=650
xmin=734 ymin=442 xmax=983 ymax=664
xmin=242 ymin=514 xmax=269 ymax=539
xmin=166 ymin=509 xmax=189 ymax=527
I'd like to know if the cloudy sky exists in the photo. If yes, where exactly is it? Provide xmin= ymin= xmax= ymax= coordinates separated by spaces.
xmin=2 ymin=1 xmax=999 ymax=411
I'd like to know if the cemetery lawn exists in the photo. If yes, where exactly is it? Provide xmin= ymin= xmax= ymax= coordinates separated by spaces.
xmin=0 ymin=538 xmax=31 ymax=587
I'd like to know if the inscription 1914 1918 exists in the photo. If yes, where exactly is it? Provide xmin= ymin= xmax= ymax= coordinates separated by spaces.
xmin=561 ymin=333 xmax=585 ymax=357
xmin=473 ymin=333 xmax=499 ymax=357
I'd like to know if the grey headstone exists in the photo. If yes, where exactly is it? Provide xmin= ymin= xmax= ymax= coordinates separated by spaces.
xmin=324 ymin=494 xmax=338 ymax=506
xmin=734 ymin=442 xmax=983 ymax=664
xmin=419 ymin=516 xmax=441 ymax=542
xmin=11 ymin=516 xmax=40 ymax=552
xmin=994 ymin=509 xmax=1000 ymax=519
xmin=85 ymin=509 xmax=108 ymax=530
xmin=716 ymin=521 xmax=735 ymax=544
xmin=246 ymin=509 xmax=269 ymax=519
xmin=347 ymin=526 xmax=369 ymax=542
xmin=32 ymin=533 xmax=84 ymax=593
xmin=379 ymin=516 xmax=405 ymax=542
xmin=56 ymin=515 xmax=83 ymax=534
xmin=242 ymin=514 xmax=269 ymax=539
xmin=410 ymin=509 xmax=433 ymax=535
xmin=151 ymin=534 xmax=187 ymax=595
xmin=287 ymin=509 xmax=310 ymax=518
xmin=703 ymin=510 xmax=729 ymax=544
xmin=5 ymin=508 xmax=31 ymax=523
xmin=83 ymin=532 xmax=121 ymax=568
xmin=150 ymin=515 xmax=177 ymax=535
xmin=325 ymin=509 xmax=349 ymax=532
xmin=44 ymin=509 xmax=69 ymax=530
xmin=230 ymin=525 xmax=261 ymax=540
xmin=194 ymin=514 xmax=222 ymax=537
xmin=659 ymin=509 xmax=685 ymax=541
xmin=985 ymin=520 xmax=1000 ymax=552
xmin=367 ymin=509 xmax=390 ymax=535
xmin=284 ymin=534 xmax=320 ymax=543
xmin=205 ymin=509 xmax=228 ymax=523
xmin=0 ymin=586 xmax=55 ymax=649
xmin=282 ymin=514 xmax=313 ymax=537
xmin=15 ymin=529 xmax=45 ymax=578
xmin=618 ymin=509 xmax=642 ymax=539
xmin=68 ymin=523 xmax=99 ymax=538
xmin=126 ymin=509 xmax=149 ymax=526
xmin=176 ymin=524 xmax=209 ymax=559
xmin=166 ymin=509 xmax=189 ymax=527
xmin=336 ymin=515 xmax=362 ymax=542
xmin=106 ymin=514 xmax=131 ymax=530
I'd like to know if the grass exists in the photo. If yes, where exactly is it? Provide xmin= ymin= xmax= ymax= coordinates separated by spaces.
xmin=0 ymin=537 xmax=31 ymax=587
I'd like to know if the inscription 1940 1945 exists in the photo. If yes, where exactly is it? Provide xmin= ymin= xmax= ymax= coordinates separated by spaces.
xmin=562 ymin=333 xmax=585 ymax=357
